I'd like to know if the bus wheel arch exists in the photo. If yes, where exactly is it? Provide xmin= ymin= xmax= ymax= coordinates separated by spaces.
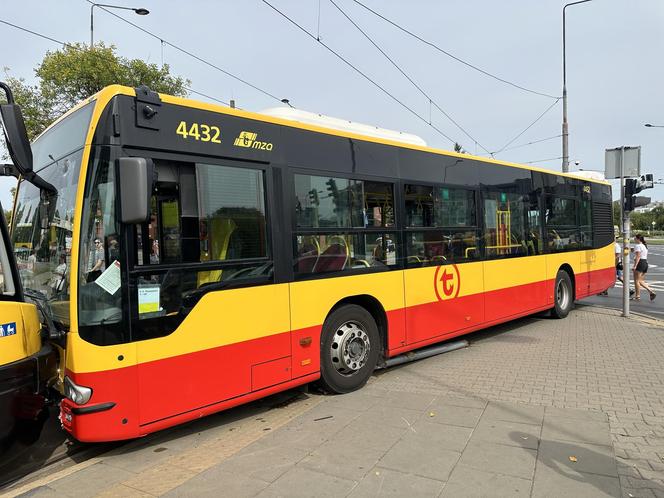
xmin=329 ymin=295 xmax=387 ymax=356
xmin=318 ymin=296 xmax=385 ymax=394
xmin=552 ymin=265 xmax=575 ymax=319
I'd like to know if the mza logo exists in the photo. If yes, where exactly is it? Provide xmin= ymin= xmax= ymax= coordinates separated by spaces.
xmin=0 ymin=322 xmax=16 ymax=337
xmin=233 ymin=131 xmax=274 ymax=151
xmin=433 ymin=265 xmax=461 ymax=301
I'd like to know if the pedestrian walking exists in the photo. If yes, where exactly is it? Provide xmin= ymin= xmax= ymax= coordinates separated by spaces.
xmin=632 ymin=234 xmax=656 ymax=301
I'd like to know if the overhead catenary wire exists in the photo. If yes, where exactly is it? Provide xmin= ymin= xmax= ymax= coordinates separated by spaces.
xmin=476 ymin=134 xmax=563 ymax=157
xmin=0 ymin=18 xmax=230 ymax=107
xmin=492 ymin=98 xmax=561 ymax=155
xmin=524 ymin=156 xmax=563 ymax=164
xmin=328 ymin=0 xmax=491 ymax=155
xmin=493 ymin=134 xmax=562 ymax=155
xmin=261 ymin=0 xmax=458 ymax=146
xmin=352 ymin=0 xmax=560 ymax=100
xmin=85 ymin=0 xmax=283 ymax=104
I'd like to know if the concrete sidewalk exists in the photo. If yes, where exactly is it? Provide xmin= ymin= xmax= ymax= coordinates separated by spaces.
xmin=7 ymin=306 xmax=664 ymax=498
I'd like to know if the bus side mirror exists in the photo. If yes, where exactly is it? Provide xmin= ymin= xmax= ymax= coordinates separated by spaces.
xmin=0 ymin=82 xmax=33 ymax=177
xmin=118 ymin=157 xmax=154 ymax=224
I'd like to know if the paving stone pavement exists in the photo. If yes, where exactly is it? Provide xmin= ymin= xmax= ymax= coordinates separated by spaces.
xmin=6 ymin=306 xmax=664 ymax=498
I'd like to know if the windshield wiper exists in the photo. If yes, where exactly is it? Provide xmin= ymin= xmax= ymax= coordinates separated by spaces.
xmin=23 ymin=288 xmax=63 ymax=340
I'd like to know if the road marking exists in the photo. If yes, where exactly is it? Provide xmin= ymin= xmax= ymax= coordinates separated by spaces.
xmin=615 ymin=280 xmax=664 ymax=291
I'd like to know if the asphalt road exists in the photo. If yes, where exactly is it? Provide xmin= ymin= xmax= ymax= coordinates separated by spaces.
xmin=584 ymin=243 xmax=664 ymax=319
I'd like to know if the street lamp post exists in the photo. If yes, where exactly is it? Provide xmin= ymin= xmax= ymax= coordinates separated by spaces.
xmin=90 ymin=3 xmax=149 ymax=47
xmin=562 ymin=0 xmax=592 ymax=173
xmin=645 ymin=123 xmax=664 ymax=128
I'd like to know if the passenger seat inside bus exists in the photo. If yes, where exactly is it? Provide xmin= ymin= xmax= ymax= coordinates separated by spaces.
xmin=313 ymin=236 xmax=349 ymax=273
xmin=198 ymin=218 xmax=236 ymax=286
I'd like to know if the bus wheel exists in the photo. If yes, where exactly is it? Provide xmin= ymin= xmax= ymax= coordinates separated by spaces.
xmin=551 ymin=270 xmax=574 ymax=319
xmin=319 ymin=304 xmax=380 ymax=394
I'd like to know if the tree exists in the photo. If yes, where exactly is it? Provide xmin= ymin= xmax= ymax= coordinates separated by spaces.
xmin=3 ymin=43 xmax=190 ymax=141
xmin=2 ymin=187 xmax=15 ymax=226
xmin=453 ymin=142 xmax=467 ymax=154
xmin=612 ymin=200 xmax=621 ymax=228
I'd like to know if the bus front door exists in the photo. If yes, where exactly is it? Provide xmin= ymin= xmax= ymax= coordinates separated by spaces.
xmin=130 ymin=159 xmax=289 ymax=427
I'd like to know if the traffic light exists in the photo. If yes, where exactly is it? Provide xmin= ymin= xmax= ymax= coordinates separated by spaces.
xmin=326 ymin=178 xmax=339 ymax=205
xmin=624 ymin=174 xmax=654 ymax=212
xmin=308 ymin=188 xmax=319 ymax=205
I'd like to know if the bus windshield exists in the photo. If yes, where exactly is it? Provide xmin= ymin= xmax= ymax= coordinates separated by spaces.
xmin=11 ymin=102 xmax=94 ymax=328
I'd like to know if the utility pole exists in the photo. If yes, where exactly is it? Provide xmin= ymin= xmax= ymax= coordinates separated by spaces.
xmin=562 ymin=0 xmax=592 ymax=173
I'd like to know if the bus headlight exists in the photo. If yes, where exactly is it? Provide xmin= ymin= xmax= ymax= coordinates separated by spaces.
xmin=64 ymin=376 xmax=93 ymax=405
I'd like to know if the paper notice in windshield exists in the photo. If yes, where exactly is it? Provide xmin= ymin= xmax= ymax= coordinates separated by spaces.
xmin=95 ymin=260 xmax=121 ymax=295
xmin=138 ymin=285 xmax=160 ymax=314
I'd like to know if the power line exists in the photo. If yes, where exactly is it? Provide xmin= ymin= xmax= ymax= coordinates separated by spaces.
xmin=184 ymin=87 xmax=229 ymax=106
xmin=85 ymin=0 xmax=283 ymax=104
xmin=496 ymin=134 xmax=562 ymax=154
xmin=261 ymin=0 xmax=458 ymax=146
xmin=492 ymin=99 xmax=561 ymax=155
xmin=352 ymin=0 xmax=560 ymax=100
xmin=0 ymin=18 xmax=230 ymax=107
xmin=477 ymin=133 xmax=562 ymax=156
xmin=328 ymin=0 xmax=491 ymax=155
xmin=524 ymin=156 xmax=563 ymax=164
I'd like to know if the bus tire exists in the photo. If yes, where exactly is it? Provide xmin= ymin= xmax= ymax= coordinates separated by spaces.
xmin=319 ymin=304 xmax=380 ymax=394
xmin=551 ymin=270 xmax=574 ymax=319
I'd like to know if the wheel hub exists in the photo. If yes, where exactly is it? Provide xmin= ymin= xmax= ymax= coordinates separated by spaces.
xmin=330 ymin=321 xmax=370 ymax=376
xmin=557 ymin=279 xmax=570 ymax=309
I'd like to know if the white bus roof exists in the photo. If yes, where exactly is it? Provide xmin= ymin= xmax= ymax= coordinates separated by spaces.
xmin=260 ymin=107 xmax=427 ymax=147
xmin=569 ymin=170 xmax=606 ymax=181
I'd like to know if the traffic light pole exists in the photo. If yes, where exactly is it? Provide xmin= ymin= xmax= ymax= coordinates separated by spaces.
xmin=621 ymin=147 xmax=630 ymax=317
xmin=623 ymin=214 xmax=631 ymax=317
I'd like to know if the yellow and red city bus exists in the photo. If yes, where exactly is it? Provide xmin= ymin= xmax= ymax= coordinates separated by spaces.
xmin=7 ymin=85 xmax=614 ymax=442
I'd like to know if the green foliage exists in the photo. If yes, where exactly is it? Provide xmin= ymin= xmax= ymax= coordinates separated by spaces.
xmin=630 ymin=205 xmax=664 ymax=232
xmin=3 ymin=43 xmax=189 ymax=141
xmin=2 ymin=187 xmax=15 ymax=226
xmin=2 ymin=74 xmax=54 ymax=141
xmin=613 ymin=200 xmax=621 ymax=227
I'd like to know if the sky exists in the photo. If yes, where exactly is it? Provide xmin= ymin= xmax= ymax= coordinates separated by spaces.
xmin=1 ymin=0 xmax=663 ymax=208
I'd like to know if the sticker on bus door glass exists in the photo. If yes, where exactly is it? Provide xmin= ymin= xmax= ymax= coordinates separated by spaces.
xmin=138 ymin=285 xmax=161 ymax=315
